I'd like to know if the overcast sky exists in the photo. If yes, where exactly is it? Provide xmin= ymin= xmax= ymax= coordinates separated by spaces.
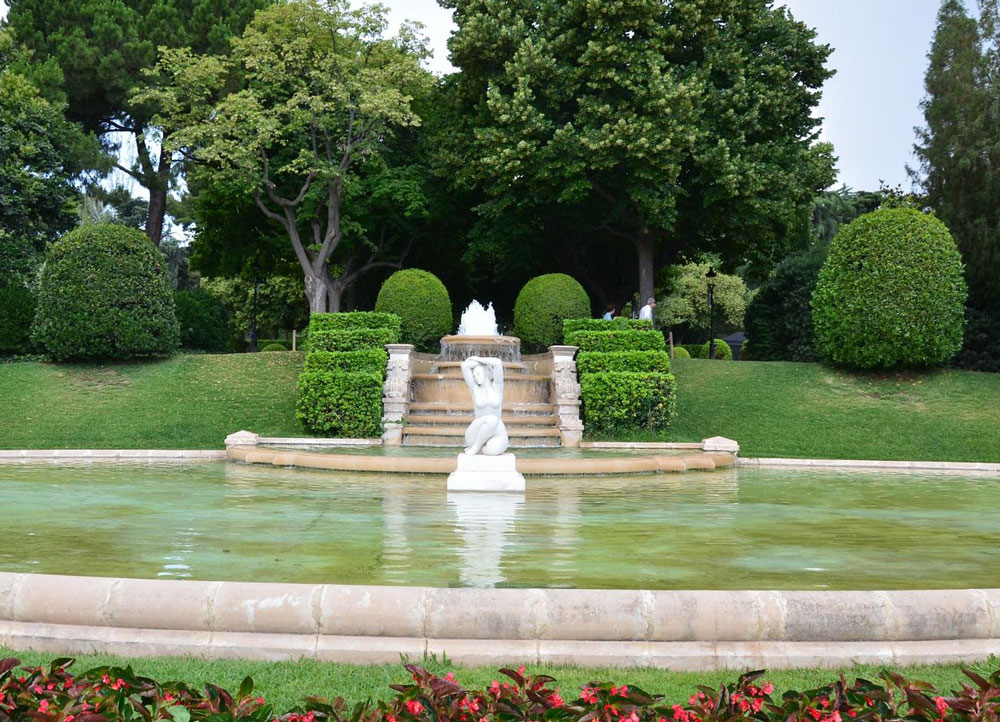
xmin=1 ymin=0 xmax=944 ymax=192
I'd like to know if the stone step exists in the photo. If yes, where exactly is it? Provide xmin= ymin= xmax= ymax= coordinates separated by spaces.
xmin=402 ymin=434 xmax=561 ymax=448
xmin=411 ymin=372 xmax=550 ymax=383
xmin=431 ymin=361 xmax=528 ymax=373
xmin=408 ymin=401 xmax=555 ymax=415
xmin=405 ymin=413 xmax=559 ymax=426
xmin=402 ymin=426 xmax=562 ymax=438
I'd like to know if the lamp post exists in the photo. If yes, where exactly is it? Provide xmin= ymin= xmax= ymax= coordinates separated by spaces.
xmin=706 ymin=265 xmax=717 ymax=360
xmin=250 ymin=260 xmax=262 ymax=353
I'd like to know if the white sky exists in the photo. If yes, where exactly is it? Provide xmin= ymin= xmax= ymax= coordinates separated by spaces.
xmin=1 ymin=0 xmax=945 ymax=191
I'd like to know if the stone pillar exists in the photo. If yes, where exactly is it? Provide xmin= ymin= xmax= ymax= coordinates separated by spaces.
xmin=549 ymin=345 xmax=584 ymax=447
xmin=381 ymin=344 xmax=415 ymax=445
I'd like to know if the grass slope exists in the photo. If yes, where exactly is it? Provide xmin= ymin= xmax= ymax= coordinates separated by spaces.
xmin=669 ymin=359 xmax=1000 ymax=462
xmin=2 ymin=648 xmax=992 ymax=712
xmin=0 ymin=354 xmax=304 ymax=449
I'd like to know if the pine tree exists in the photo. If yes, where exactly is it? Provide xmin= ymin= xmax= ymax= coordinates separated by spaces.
xmin=913 ymin=0 xmax=1000 ymax=315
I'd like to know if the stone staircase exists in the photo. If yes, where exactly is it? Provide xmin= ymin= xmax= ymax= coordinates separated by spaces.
xmin=402 ymin=359 xmax=562 ymax=447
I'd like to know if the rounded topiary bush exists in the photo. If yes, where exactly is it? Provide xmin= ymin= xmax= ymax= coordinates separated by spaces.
xmin=174 ymin=289 xmax=230 ymax=352
xmin=698 ymin=339 xmax=733 ymax=360
xmin=261 ymin=343 xmax=288 ymax=352
xmin=811 ymin=208 xmax=967 ymax=369
xmin=374 ymin=269 xmax=451 ymax=351
xmin=0 ymin=286 xmax=37 ymax=356
xmin=672 ymin=346 xmax=690 ymax=360
xmin=514 ymin=274 xmax=590 ymax=348
xmin=32 ymin=223 xmax=179 ymax=361
xmin=744 ymin=251 xmax=825 ymax=362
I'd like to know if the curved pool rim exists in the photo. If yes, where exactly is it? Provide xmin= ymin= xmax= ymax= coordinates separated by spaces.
xmin=3 ymin=451 xmax=1000 ymax=669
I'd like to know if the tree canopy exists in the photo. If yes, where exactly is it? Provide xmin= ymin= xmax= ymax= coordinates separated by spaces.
xmin=441 ymin=0 xmax=835 ymax=302
xmin=5 ymin=0 xmax=270 ymax=244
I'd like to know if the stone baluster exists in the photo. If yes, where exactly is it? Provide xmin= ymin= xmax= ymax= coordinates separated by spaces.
xmin=381 ymin=343 xmax=415 ymax=445
xmin=548 ymin=345 xmax=584 ymax=447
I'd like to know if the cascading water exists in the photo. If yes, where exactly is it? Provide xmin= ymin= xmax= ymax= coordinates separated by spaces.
xmin=457 ymin=300 xmax=498 ymax=336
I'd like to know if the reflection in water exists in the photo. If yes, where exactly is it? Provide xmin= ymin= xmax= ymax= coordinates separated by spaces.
xmin=382 ymin=484 xmax=413 ymax=584
xmin=448 ymin=492 xmax=524 ymax=587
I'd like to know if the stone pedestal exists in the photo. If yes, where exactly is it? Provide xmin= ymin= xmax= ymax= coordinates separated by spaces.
xmin=549 ymin=345 xmax=584 ymax=447
xmin=447 ymin=453 xmax=526 ymax=492
xmin=381 ymin=344 xmax=415 ymax=445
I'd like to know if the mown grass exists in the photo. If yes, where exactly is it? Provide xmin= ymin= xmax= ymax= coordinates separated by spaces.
xmin=0 ymin=353 xmax=305 ymax=449
xmin=658 ymin=359 xmax=1000 ymax=462
xmin=3 ymin=648 xmax=995 ymax=713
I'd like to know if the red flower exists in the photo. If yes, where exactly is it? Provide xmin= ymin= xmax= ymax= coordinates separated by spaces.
xmin=934 ymin=698 xmax=949 ymax=717
xmin=807 ymin=708 xmax=822 ymax=720
xmin=581 ymin=688 xmax=598 ymax=704
xmin=762 ymin=683 xmax=774 ymax=695
xmin=489 ymin=681 xmax=501 ymax=697
xmin=405 ymin=700 xmax=425 ymax=715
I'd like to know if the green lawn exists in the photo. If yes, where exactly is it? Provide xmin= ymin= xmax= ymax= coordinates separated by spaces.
xmin=1 ymin=354 xmax=999 ymax=461
xmin=2 ymin=648 xmax=994 ymax=712
xmin=666 ymin=359 xmax=1000 ymax=462
xmin=0 ymin=353 xmax=305 ymax=449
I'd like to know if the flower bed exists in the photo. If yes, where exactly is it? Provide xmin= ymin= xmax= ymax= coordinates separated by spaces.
xmin=2 ymin=658 xmax=995 ymax=722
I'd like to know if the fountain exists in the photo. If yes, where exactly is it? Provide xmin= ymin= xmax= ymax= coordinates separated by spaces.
xmin=457 ymin=300 xmax=498 ymax=336
xmin=440 ymin=300 xmax=521 ymax=362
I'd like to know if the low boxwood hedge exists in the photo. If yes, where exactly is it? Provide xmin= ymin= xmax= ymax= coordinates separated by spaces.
xmin=308 ymin=327 xmax=398 ymax=353
xmin=672 ymin=346 xmax=691 ymax=359
xmin=576 ymin=351 xmax=670 ymax=375
xmin=296 ymin=370 xmax=383 ymax=437
xmin=563 ymin=317 xmax=653 ymax=337
xmin=697 ymin=339 xmax=733 ymax=360
xmin=565 ymin=329 xmax=665 ymax=353
xmin=304 ymin=349 xmax=388 ymax=377
xmin=307 ymin=311 xmax=402 ymax=336
xmin=580 ymin=371 xmax=677 ymax=434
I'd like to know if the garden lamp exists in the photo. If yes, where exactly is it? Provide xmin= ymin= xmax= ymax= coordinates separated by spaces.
xmin=706 ymin=266 xmax=717 ymax=359
xmin=250 ymin=260 xmax=262 ymax=353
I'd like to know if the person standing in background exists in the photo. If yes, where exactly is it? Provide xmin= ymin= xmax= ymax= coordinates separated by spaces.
xmin=602 ymin=304 xmax=615 ymax=320
xmin=638 ymin=297 xmax=656 ymax=320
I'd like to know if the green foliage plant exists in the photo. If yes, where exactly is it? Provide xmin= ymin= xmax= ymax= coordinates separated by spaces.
xmin=296 ymin=371 xmax=383 ymax=436
xmin=174 ymin=289 xmax=230 ymax=352
xmin=698 ymin=339 xmax=733 ymax=360
xmin=261 ymin=343 xmax=289 ymax=352
xmin=201 ymin=276 xmax=309 ymax=344
xmin=32 ymin=224 xmax=179 ymax=361
xmin=374 ymin=269 xmax=451 ymax=350
xmin=308 ymin=328 xmax=399 ymax=353
xmin=811 ymin=208 xmax=967 ymax=369
xmin=655 ymin=262 xmax=748 ymax=334
xmin=513 ymin=274 xmax=591 ymax=348
xmin=562 ymin=317 xmax=652 ymax=336
xmin=565 ymin=330 xmax=665 ymax=353
xmin=672 ymin=346 xmax=691 ymax=359
xmin=304 ymin=349 xmax=388 ymax=377
xmin=0 ymin=286 xmax=37 ymax=355
xmin=744 ymin=251 xmax=825 ymax=361
xmin=576 ymin=351 xmax=670 ymax=375
xmin=581 ymin=372 xmax=677 ymax=434
xmin=308 ymin=312 xmax=403 ymax=335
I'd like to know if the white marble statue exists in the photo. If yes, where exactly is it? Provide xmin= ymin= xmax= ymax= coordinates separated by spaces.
xmin=460 ymin=356 xmax=509 ymax=455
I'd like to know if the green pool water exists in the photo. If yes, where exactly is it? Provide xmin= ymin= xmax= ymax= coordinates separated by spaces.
xmin=2 ymin=461 xmax=998 ymax=589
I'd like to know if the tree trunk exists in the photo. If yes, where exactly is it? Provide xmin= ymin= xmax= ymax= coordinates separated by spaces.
xmin=305 ymin=274 xmax=327 ymax=313
xmin=326 ymin=285 xmax=343 ymax=313
xmin=636 ymin=232 xmax=655 ymax=304
xmin=144 ymin=135 xmax=172 ymax=246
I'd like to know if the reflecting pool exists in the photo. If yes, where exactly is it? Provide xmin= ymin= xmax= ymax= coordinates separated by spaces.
xmin=2 ymin=461 xmax=999 ymax=589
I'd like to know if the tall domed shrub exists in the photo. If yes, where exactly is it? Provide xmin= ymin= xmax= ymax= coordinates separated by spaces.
xmin=374 ymin=269 xmax=451 ymax=351
xmin=514 ymin=274 xmax=590 ymax=348
xmin=811 ymin=208 xmax=966 ymax=369
xmin=32 ymin=224 xmax=179 ymax=361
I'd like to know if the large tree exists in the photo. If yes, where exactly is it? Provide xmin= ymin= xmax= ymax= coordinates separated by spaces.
xmin=4 ymin=0 xmax=269 ymax=245
xmin=442 ymin=0 xmax=835 ymax=302
xmin=140 ymin=0 xmax=431 ymax=312
xmin=912 ymin=0 xmax=1000 ymax=315
xmin=0 ymin=29 xmax=104 ymax=284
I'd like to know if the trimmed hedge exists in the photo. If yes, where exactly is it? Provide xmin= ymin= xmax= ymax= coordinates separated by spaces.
xmin=514 ymin=274 xmax=591 ymax=348
xmin=308 ymin=327 xmax=398 ymax=353
xmin=581 ymin=372 xmax=677 ymax=434
xmin=0 ymin=285 xmax=37 ymax=355
xmin=812 ymin=207 xmax=967 ymax=369
xmin=174 ymin=288 xmax=230 ymax=352
xmin=304 ymin=349 xmax=388 ymax=377
xmin=32 ymin=223 xmax=179 ymax=361
xmin=562 ymin=317 xmax=653 ymax=337
xmin=577 ymin=351 xmax=670 ymax=374
xmin=565 ymin=329 xmax=666 ymax=353
xmin=374 ymin=270 xmax=451 ymax=351
xmin=296 ymin=371 xmax=383 ymax=437
xmin=308 ymin=311 xmax=402 ymax=335
xmin=672 ymin=346 xmax=691 ymax=359
xmin=261 ymin=343 xmax=288 ymax=352
xmin=698 ymin=339 xmax=733 ymax=360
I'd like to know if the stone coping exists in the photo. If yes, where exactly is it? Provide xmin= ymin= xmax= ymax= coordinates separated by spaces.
xmin=739 ymin=457 xmax=1000 ymax=474
xmin=581 ymin=441 xmax=704 ymax=450
xmin=0 ymin=450 xmax=225 ymax=462
xmin=226 ymin=446 xmax=736 ymax=475
xmin=3 ymin=573 xmax=1000 ymax=668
